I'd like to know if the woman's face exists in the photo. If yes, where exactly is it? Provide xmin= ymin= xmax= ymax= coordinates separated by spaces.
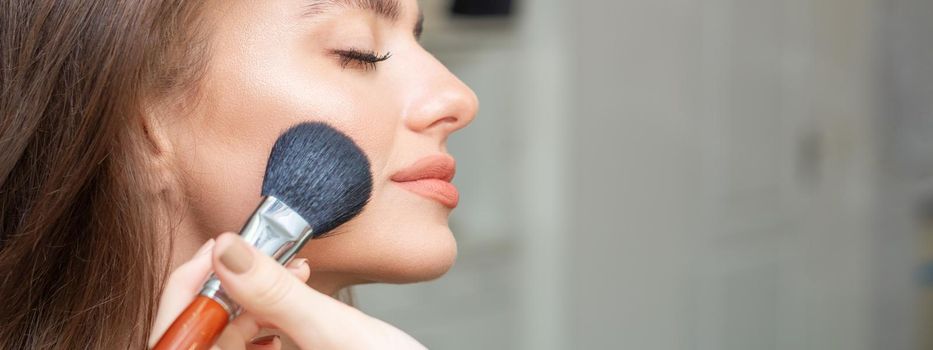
xmin=163 ymin=0 xmax=477 ymax=290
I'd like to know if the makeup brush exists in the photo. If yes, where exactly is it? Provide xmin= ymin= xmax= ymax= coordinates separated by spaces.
xmin=153 ymin=122 xmax=372 ymax=350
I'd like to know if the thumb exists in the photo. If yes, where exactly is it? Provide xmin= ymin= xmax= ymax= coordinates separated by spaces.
xmin=211 ymin=233 xmax=365 ymax=349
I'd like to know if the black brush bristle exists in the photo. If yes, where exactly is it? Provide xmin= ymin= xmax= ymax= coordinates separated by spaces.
xmin=262 ymin=122 xmax=373 ymax=236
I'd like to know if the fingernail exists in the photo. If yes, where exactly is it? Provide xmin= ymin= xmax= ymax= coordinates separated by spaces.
xmin=287 ymin=258 xmax=308 ymax=270
xmin=219 ymin=236 xmax=253 ymax=274
xmin=195 ymin=239 xmax=215 ymax=256
xmin=250 ymin=334 xmax=279 ymax=346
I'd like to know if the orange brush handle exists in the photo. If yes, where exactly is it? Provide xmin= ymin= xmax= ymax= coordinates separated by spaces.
xmin=152 ymin=295 xmax=230 ymax=350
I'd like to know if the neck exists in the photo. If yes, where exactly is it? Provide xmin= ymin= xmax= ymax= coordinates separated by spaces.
xmin=169 ymin=229 xmax=212 ymax=271
xmin=306 ymin=271 xmax=363 ymax=297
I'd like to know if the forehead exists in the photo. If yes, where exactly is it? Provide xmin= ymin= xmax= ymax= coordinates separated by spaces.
xmin=301 ymin=0 xmax=411 ymax=21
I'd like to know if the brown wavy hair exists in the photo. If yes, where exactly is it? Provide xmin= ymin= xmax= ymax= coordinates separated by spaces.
xmin=0 ymin=0 xmax=211 ymax=348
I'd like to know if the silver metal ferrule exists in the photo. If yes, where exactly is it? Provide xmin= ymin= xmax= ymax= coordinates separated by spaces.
xmin=199 ymin=196 xmax=314 ymax=319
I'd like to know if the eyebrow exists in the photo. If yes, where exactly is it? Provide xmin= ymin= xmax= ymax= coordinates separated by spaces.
xmin=302 ymin=0 xmax=402 ymax=22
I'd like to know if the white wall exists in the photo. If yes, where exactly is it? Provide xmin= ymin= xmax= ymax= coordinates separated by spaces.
xmin=570 ymin=0 xmax=880 ymax=348
xmin=875 ymin=0 xmax=933 ymax=348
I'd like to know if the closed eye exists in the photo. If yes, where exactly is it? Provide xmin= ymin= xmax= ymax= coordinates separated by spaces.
xmin=332 ymin=49 xmax=392 ymax=71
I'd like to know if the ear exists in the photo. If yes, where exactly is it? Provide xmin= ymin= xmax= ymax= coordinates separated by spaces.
xmin=139 ymin=102 xmax=178 ymax=195
xmin=142 ymin=116 xmax=172 ymax=157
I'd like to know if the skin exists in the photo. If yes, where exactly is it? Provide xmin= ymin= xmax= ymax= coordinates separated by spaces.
xmin=151 ymin=0 xmax=477 ymax=297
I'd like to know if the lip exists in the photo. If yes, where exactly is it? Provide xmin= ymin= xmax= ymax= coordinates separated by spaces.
xmin=390 ymin=154 xmax=459 ymax=208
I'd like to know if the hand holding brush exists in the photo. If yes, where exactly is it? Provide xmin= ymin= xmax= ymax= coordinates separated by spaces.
xmin=150 ymin=233 xmax=426 ymax=349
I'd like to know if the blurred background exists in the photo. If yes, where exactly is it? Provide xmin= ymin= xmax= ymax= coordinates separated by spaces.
xmin=355 ymin=0 xmax=933 ymax=349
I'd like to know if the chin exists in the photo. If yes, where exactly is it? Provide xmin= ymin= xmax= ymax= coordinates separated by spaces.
xmin=373 ymin=226 xmax=459 ymax=283
xmin=301 ymin=221 xmax=459 ymax=285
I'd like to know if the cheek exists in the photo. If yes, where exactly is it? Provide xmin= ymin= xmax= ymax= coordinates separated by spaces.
xmin=171 ymin=128 xmax=267 ymax=234
xmin=174 ymin=56 xmax=397 ymax=234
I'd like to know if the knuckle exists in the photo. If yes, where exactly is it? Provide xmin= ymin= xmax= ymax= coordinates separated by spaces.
xmin=251 ymin=269 xmax=293 ymax=308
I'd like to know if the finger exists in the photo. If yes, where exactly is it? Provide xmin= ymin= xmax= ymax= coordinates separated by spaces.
xmin=213 ymin=258 xmax=311 ymax=349
xmin=252 ymin=258 xmax=309 ymax=330
xmin=211 ymin=311 xmax=256 ymax=350
xmin=285 ymin=258 xmax=311 ymax=284
xmin=149 ymin=239 xmax=215 ymax=346
xmin=211 ymin=233 xmax=366 ymax=349
xmin=246 ymin=335 xmax=281 ymax=350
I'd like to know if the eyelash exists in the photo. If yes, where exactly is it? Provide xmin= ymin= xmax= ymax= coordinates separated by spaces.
xmin=333 ymin=49 xmax=392 ymax=71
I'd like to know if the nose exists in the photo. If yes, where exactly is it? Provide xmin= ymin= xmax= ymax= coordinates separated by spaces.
xmin=403 ymin=55 xmax=478 ymax=138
